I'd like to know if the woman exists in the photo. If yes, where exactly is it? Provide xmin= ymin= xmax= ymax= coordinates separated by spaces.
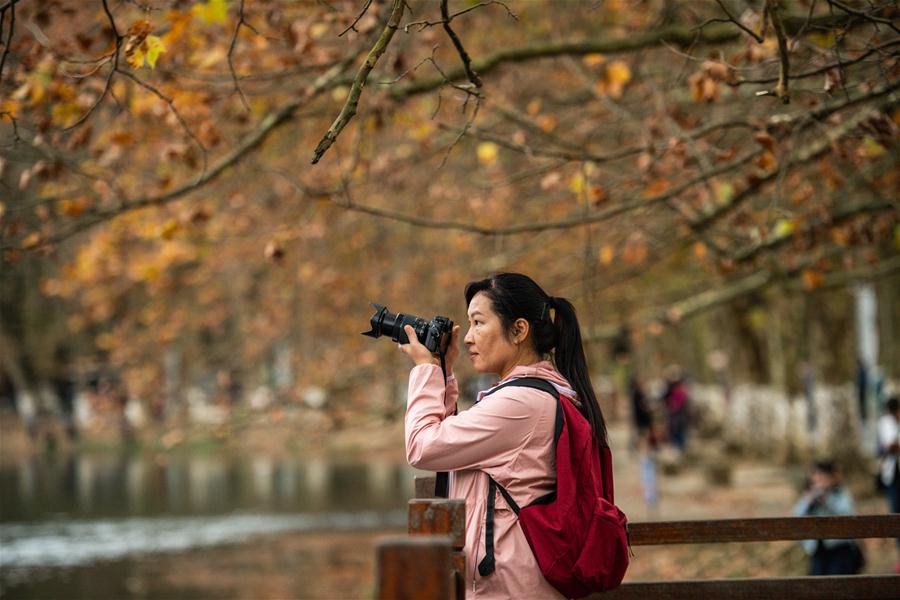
xmin=877 ymin=395 xmax=900 ymax=572
xmin=399 ymin=273 xmax=609 ymax=599
xmin=793 ymin=461 xmax=864 ymax=576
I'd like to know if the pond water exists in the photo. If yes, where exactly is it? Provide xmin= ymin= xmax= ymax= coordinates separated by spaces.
xmin=0 ymin=453 xmax=417 ymax=597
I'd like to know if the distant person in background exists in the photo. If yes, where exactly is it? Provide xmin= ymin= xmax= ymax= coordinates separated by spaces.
xmin=793 ymin=461 xmax=864 ymax=576
xmin=662 ymin=365 xmax=689 ymax=453
xmin=629 ymin=374 xmax=653 ymax=449
xmin=877 ymin=395 xmax=900 ymax=573
xmin=629 ymin=375 xmax=658 ymax=515
xmin=856 ymin=357 xmax=868 ymax=421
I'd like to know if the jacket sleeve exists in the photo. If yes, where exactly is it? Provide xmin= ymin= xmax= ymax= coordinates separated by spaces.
xmin=405 ymin=364 xmax=542 ymax=472
xmin=444 ymin=374 xmax=459 ymax=418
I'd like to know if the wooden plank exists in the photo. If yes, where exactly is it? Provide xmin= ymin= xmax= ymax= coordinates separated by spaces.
xmin=596 ymin=575 xmax=900 ymax=600
xmin=415 ymin=476 xmax=437 ymax=499
xmin=627 ymin=515 xmax=900 ymax=546
xmin=409 ymin=499 xmax=466 ymax=550
xmin=375 ymin=535 xmax=453 ymax=600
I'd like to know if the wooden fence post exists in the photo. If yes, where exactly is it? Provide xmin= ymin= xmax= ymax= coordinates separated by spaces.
xmin=414 ymin=475 xmax=437 ymax=499
xmin=409 ymin=495 xmax=466 ymax=599
xmin=375 ymin=535 xmax=453 ymax=600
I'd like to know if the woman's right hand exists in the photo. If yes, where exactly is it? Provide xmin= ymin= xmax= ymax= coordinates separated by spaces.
xmin=443 ymin=324 xmax=461 ymax=375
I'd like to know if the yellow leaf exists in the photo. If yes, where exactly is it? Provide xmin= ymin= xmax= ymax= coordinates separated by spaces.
xmin=606 ymin=61 xmax=632 ymax=86
xmin=145 ymin=35 xmax=166 ymax=68
xmin=192 ymin=0 xmax=230 ymax=25
xmin=808 ymin=31 xmax=835 ymax=49
xmin=159 ymin=218 xmax=180 ymax=240
xmin=606 ymin=60 xmax=631 ymax=98
xmin=862 ymin=136 xmax=886 ymax=158
xmin=51 ymin=103 xmax=81 ymax=127
xmin=583 ymin=53 xmax=606 ymax=66
xmin=96 ymin=332 xmax=117 ymax=351
xmin=568 ymin=173 xmax=586 ymax=196
xmin=309 ymin=23 xmax=329 ymax=39
xmin=331 ymin=85 xmax=349 ymax=102
xmin=477 ymin=142 xmax=499 ymax=166
xmin=128 ymin=35 xmax=167 ymax=69
xmin=773 ymin=219 xmax=795 ymax=238
xmin=599 ymin=244 xmax=614 ymax=266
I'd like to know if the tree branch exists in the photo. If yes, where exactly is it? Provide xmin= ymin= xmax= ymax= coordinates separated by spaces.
xmin=714 ymin=0 xmax=764 ymax=43
xmin=227 ymin=0 xmax=251 ymax=111
xmin=584 ymin=250 xmax=900 ymax=342
xmin=311 ymin=0 xmax=404 ymax=164
xmin=339 ymin=0 xmax=373 ymax=37
xmin=765 ymin=0 xmax=791 ymax=104
xmin=0 ymin=0 xmax=15 ymax=83
xmin=22 ymin=60 xmax=354 ymax=250
xmin=826 ymin=0 xmax=900 ymax=35
xmin=440 ymin=0 xmax=482 ymax=88
xmin=390 ymin=12 xmax=847 ymax=100
xmin=65 ymin=0 xmax=122 ymax=130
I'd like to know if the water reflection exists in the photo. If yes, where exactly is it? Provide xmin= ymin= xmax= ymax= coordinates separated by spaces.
xmin=0 ymin=455 xmax=417 ymax=524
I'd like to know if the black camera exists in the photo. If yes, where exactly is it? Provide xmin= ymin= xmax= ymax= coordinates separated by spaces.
xmin=362 ymin=304 xmax=453 ymax=354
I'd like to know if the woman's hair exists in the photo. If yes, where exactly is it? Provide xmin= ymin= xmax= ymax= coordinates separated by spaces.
xmin=464 ymin=273 xmax=608 ymax=447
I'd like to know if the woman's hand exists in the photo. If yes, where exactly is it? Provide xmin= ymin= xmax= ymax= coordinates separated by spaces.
xmin=399 ymin=325 xmax=440 ymax=367
xmin=444 ymin=324 xmax=461 ymax=375
xmin=399 ymin=324 xmax=461 ymax=373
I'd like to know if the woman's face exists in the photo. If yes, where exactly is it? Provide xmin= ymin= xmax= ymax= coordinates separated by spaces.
xmin=464 ymin=292 xmax=519 ymax=376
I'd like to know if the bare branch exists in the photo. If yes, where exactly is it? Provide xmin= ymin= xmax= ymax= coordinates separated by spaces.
xmin=64 ymin=0 xmax=123 ymax=131
xmin=391 ymin=12 xmax=848 ymax=100
xmin=440 ymin=0 xmax=482 ymax=88
xmin=733 ymin=38 xmax=900 ymax=85
xmin=0 ymin=0 xmax=15 ymax=83
xmin=20 ymin=60 xmax=354 ymax=250
xmin=339 ymin=0 xmax=373 ymax=37
xmin=115 ymin=68 xmax=209 ymax=175
xmin=826 ymin=0 xmax=900 ymax=35
xmin=311 ymin=0 xmax=404 ymax=164
xmin=406 ymin=0 xmax=517 ymax=30
xmin=766 ymin=0 xmax=791 ymax=104
xmin=714 ymin=0 xmax=764 ymax=43
xmin=227 ymin=0 xmax=251 ymax=112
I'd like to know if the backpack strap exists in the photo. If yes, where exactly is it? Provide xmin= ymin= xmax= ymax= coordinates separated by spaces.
xmin=476 ymin=377 xmax=560 ymax=577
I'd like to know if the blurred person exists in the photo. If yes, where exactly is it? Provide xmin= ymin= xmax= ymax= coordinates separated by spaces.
xmin=629 ymin=375 xmax=659 ymax=515
xmin=793 ymin=461 xmax=864 ymax=576
xmin=856 ymin=357 xmax=868 ymax=421
xmin=400 ymin=273 xmax=621 ymax=598
xmin=662 ymin=365 xmax=690 ymax=452
xmin=877 ymin=395 xmax=900 ymax=572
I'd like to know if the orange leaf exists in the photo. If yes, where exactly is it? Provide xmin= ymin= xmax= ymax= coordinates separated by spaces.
xmin=693 ymin=241 xmax=708 ymax=260
xmin=755 ymin=151 xmax=777 ymax=171
xmin=754 ymin=131 xmax=776 ymax=152
xmin=801 ymin=269 xmax=824 ymax=290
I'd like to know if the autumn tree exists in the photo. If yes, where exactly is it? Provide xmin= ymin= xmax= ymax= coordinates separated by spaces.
xmin=0 ymin=0 xmax=897 ymax=408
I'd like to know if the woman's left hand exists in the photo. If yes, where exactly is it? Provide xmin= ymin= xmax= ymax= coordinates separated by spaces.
xmin=398 ymin=325 xmax=440 ymax=367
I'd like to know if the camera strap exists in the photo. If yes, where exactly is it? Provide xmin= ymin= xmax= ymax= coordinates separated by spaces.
xmin=434 ymin=347 xmax=450 ymax=498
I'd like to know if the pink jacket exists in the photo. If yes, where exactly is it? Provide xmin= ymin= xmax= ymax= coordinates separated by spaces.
xmin=406 ymin=361 xmax=573 ymax=599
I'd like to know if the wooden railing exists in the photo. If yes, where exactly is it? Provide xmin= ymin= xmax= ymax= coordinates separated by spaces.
xmin=373 ymin=477 xmax=900 ymax=599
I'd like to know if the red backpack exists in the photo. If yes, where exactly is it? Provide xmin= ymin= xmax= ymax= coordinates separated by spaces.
xmin=476 ymin=377 xmax=630 ymax=598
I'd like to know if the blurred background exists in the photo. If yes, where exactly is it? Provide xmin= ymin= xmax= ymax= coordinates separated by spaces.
xmin=1 ymin=0 xmax=898 ymax=597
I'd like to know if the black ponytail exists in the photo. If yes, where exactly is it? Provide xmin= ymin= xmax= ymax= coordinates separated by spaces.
xmin=464 ymin=273 xmax=608 ymax=447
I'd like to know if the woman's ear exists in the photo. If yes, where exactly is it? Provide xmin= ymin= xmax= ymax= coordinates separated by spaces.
xmin=512 ymin=318 xmax=530 ymax=344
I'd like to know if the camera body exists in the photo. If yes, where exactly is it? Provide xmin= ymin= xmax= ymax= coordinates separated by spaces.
xmin=362 ymin=304 xmax=453 ymax=354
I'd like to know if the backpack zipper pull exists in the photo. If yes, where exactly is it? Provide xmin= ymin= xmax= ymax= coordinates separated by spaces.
xmin=625 ymin=522 xmax=635 ymax=558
